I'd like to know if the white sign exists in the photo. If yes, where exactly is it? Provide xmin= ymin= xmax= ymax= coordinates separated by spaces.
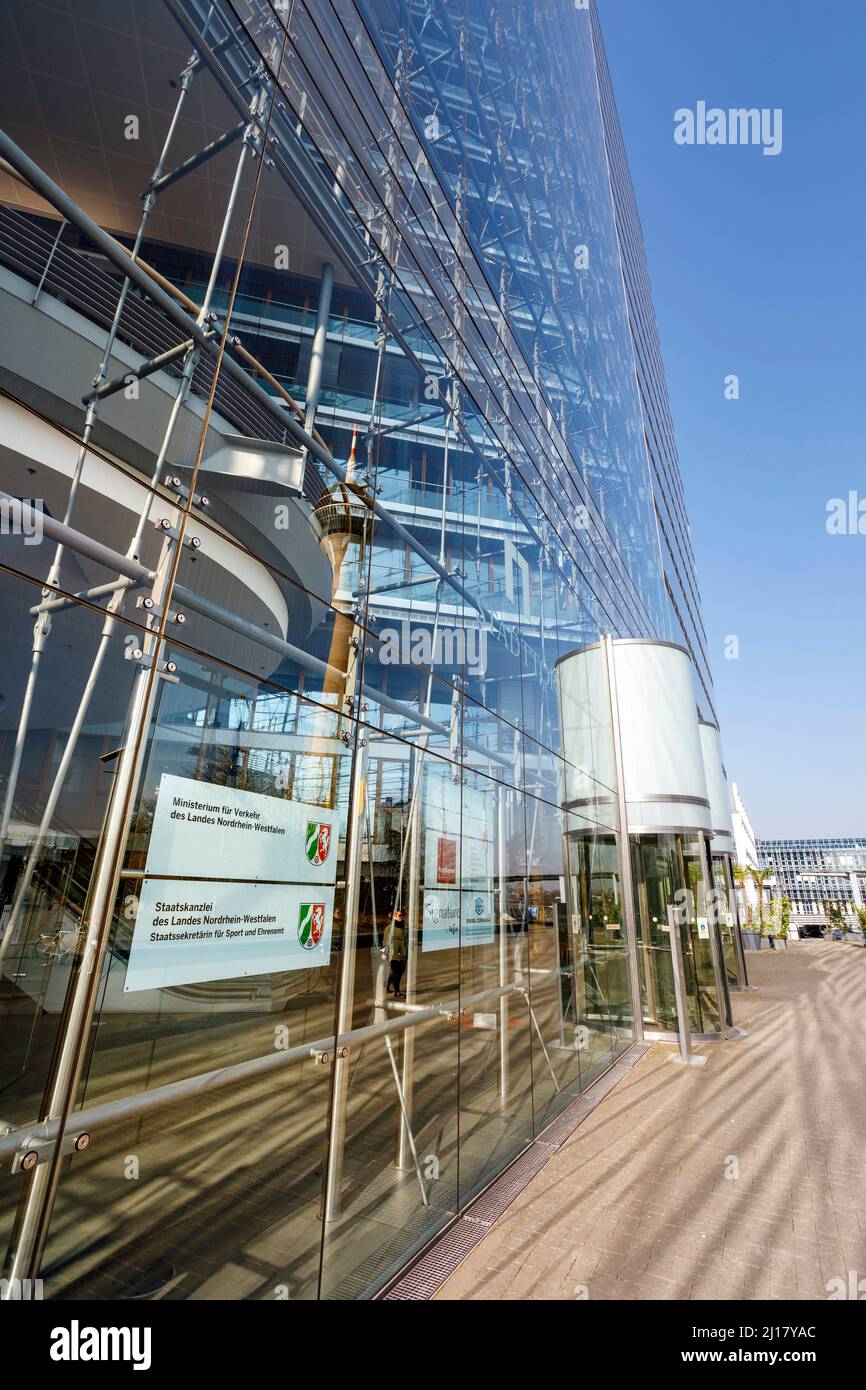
xmin=697 ymin=916 xmax=710 ymax=939
xmin=143 ymin=774 xmax=336 ymax=883
xmin=422 ymin=889 xmax=495 ymax=952
xmin=125 ymin=775 xmax=338 ymax=991
xmin=125 ymin=879 xmax=335 ymax=991
xmin=423 ymin=777 xmax=493 ymax=891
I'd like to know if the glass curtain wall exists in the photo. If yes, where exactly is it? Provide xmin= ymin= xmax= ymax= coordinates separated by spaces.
xmin=0 ymin=0 xmax=669 ymax=1299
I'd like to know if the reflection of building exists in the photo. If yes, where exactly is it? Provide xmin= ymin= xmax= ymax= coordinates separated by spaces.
xmin=758 ymin=838 xmax=866 ymax=931
xmin=0 ymin=1 xmax=733 ymax=1300
xmin=731 ymin=781 xmax=760 ymax=921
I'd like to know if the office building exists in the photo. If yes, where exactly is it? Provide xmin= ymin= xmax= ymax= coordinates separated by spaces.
xmin=0 ymin=0 xmax=740 ymax=1299
xmin=758 ymin=838 xmax=866 ymax=930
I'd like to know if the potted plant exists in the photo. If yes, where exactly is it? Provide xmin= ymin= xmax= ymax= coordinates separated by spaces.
xmin=734 ymin=863 xmax=761 ymax=950
xmin=776 ymin=897 xmax=791 ymax=950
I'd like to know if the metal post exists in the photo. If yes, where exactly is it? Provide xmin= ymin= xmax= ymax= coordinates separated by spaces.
xmin=302 ymin=261 xmax=334 ymax=440
xmin=601 ymin=636 xmax=644 ymax=1043
xmin=1 ymin=86 xmax=266 ymax=1278
xmin=666 ymin=902 xmax=706 ymax=1065
xmin=323 ymin=735 xmax=368 ymax=1221
xmin=395 ymin=770 xmax=423 ymax=1171
xmin=0 ymin=59 xmax=198 ymax=855
xmin=702 ymin=833 xmax=734 ymax=1032
xmin=0 ymin=81 xmax=260 ymax=973
xmin=497 ymin=784 xmax=510 ymax=1100
xmin=725 ymin=853 xmax=752 ymax=988
xmin=383 ymin=1036 xmax=428 ymax=1207
xmin=4 ymin=536 xmax=174 ymax=1286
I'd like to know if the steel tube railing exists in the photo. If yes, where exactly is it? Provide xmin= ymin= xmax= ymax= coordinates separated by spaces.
xmin=0 ymin=982 xmax=517 ymax=1167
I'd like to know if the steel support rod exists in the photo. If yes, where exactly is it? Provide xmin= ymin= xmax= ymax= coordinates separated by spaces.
xmin=497 ymin=783 xmax=510 ymax=1100
xmin=0 ymin=70 xmax=196 ymax=854
xmin=0 ymin=495 xmax=509 ymax=772
xmin=301 ymin=261 xmax=334 ymax=442
xmin=383 ymin=1035 xmax=428 ymax=1207
xmin=3 ymin=570 xmax=170 ymax=1285
xmin=148 ymin=120 xmax=246 ymax=195
xmin=29 ymin=577 xmax=138 ymax=617
xmin=395 ymin=758 xmax=424 ymax=1171
xmin=323 ymin=738 xmax=368 ymax=1221
xmin=0 ymin=128 xmax=518 ymax=652
xmin=601 ymin=636 xmax=644 ymax=1043
xmin=81 ymin=339 xmax=194 ymax=406
xmin=2 ymin=90 xmax=263 ymax=1283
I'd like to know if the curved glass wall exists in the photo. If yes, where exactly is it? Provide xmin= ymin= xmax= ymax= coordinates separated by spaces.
xmin=0 ymin=0 xmax=676 ymax=1300
xmin=630 ymin=834 xmax=720 ymax=1037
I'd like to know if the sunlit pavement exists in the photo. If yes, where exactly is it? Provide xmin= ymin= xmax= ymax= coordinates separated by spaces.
xmin=436 ymin=940 xmax=866 ymax=1300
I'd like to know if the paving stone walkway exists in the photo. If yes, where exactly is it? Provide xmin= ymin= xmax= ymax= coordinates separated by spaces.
xmin=436 ymin=940 xmax=866 ymax=1301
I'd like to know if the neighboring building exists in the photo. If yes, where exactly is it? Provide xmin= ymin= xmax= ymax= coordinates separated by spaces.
xmin=731 ymin=781 xmax=760 ymax=919
xmin=0 ymin=0 xmax=737 ymax=1299
xmin=758 ymin=839 xmax=866 ymax=930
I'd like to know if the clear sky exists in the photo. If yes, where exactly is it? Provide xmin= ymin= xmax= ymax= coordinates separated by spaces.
xmin=598 ymin=0 xmax=866 ymax=838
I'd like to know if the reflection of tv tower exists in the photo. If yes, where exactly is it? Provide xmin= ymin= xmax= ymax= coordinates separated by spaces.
xmin=311 ymin=424 xmax=374 ymax=799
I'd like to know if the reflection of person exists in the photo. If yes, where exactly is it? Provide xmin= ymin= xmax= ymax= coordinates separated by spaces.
xmin=383 ymin=908 xmax=407 ymax=997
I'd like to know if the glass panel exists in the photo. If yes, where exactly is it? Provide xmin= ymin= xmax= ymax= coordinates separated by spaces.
xmin=631 ymin=833 xmax=722 ymax=1036
xmin=713 ymin=855 xmax=742 ymax=987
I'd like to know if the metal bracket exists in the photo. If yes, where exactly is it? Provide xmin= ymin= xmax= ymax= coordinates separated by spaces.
xmin=167 ymin=476 xmax=210 ymax=510
xmin=11 ymin=1130 xmax=90 ymax=1176
xmin=123 ymin=648 xmax=179 ymax=682
xmin=311 ymin=1046 xmax=349 ymax=1066
xmin=155 ymin=517 xmax=201 ymax=549
xmin=136 ymin=595 xmax=187 ymax=626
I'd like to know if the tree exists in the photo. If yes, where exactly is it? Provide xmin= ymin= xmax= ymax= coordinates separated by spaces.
xmin=778 ymin=897 xmax=792 ymax=941
xmin=750 ymin=868 xmax=773 ymax=929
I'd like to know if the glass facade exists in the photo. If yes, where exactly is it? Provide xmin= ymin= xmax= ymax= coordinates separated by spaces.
xmin=0 ymin=0 xmax=724 ymax=1299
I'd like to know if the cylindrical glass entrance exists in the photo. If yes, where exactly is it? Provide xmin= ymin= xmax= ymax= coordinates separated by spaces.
xmin=630 ymin=832 xmax=722 ymax=1036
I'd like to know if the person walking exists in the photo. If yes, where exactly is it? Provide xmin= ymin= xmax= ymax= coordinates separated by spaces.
xmin=383 ymin=907 xmax=408 ymax=998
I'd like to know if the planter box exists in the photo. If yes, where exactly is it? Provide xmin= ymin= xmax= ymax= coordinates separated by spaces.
xmin=741 ymin=930 xmax=762 ymax=951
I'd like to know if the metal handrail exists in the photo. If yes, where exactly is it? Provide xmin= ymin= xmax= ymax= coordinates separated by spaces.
xmin=0 ymin=981 xmax=518 ymax=1166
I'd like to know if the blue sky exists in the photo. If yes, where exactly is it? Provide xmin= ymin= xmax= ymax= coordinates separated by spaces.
xmin=599 ymin=0 xmax=866 ymax=837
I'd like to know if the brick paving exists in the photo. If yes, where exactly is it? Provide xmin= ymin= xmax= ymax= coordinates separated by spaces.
xmin=436 ymin=940 xmax=866 ymax=1301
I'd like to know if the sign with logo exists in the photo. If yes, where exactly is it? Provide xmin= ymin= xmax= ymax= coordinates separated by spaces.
xmin=297 ymin=900 xmax=326 ymax=949
xmin=142 ymin=774 xmax=336 ymax=884
xmin=125 ymin=880 xmax=335 ymax=991
xmin=422 ymin=890 xmax=495 ymax=952
xmin=124 ymin=775 xmax=338 ymax=991
xmin=305 ymin=822 xmax=332 ymax=867
xmin=697 ymin=916 xmax=710 ymax=939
